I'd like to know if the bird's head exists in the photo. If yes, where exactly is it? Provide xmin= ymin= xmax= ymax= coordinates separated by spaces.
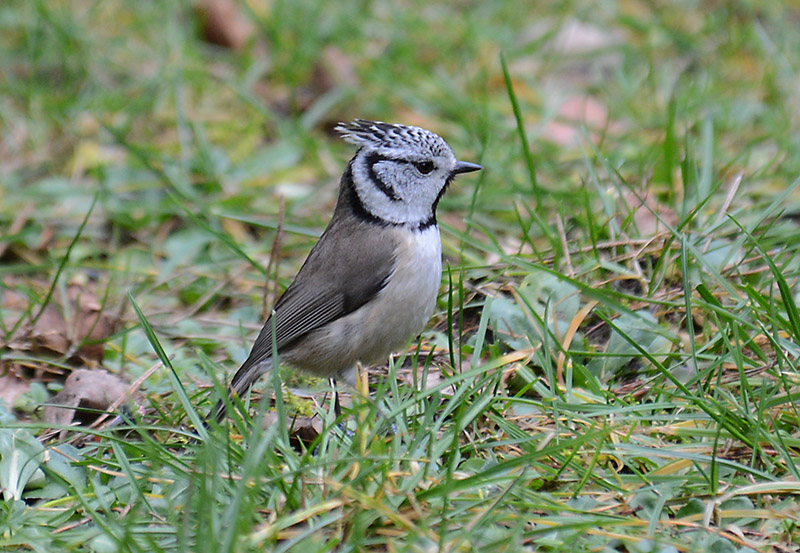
xmin=336 ymin=119 xmax=481 ymax=228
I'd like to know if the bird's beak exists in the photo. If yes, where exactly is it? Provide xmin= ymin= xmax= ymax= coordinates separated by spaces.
xmin=452 ymin=161 xmax=482 ymax=175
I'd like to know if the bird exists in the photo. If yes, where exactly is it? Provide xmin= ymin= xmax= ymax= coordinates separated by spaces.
xmin=210 ymin=119 xmax=482 ymax=423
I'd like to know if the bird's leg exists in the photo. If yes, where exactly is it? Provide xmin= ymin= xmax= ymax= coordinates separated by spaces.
xmin=327 ymin=377 xmax=355 ymax=439
xmin=357 ymin=365 xmax=369 ymax=399
xmin=329 ymin=377 xmax=342 ymax=419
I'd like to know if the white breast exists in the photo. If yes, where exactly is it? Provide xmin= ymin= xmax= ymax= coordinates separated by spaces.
xmin=286 ymin=226 xmax=443 ymax=381
xmin=364 ymin=225 xmax=443 ymax=357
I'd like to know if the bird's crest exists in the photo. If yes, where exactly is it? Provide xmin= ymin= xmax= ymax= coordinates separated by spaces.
xmin=335 ymin=119 xmax=450 ymax=157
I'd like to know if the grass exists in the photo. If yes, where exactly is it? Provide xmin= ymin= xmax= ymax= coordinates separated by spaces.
xmin=2 ymin=0 xmax=800 ymax=551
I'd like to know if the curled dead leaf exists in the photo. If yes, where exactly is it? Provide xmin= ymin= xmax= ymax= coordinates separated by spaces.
xmin=196 ymin=0 xmax=253 ymax=50
xmin=42 ymin=369 xmax=129 ymax=429
xmin=261 ymin=411 xmax=323 ymax=450
xmin=0 ymin=372 xmax=30 ymax=413
xmin=8 ymin=283 xmax=120 ymax=364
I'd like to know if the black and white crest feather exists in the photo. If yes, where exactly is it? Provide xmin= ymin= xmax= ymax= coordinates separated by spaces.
xmin=335 ymin=119 xmax=451 ymax=158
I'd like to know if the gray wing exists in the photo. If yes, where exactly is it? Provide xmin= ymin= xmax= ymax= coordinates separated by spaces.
xmin=228 ymin=213 xmax=397 ymax=392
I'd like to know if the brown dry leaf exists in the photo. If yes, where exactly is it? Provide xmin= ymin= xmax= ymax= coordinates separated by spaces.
xmin=261 ymin=411 xmax=323 ymax=450
xmin=196 ymin=0 xmax=253 ymax=50
xmin=622 ymin=190 xmax=679 ymax=237
xmin=0 ymin=372 xmax=30 ymax=411
xmin=25 ymin=304 xmax=71 ymax=358
xmin=8 ymin=283 xmax=119 ymax=363
xmin=42 ymin=369 xmax=128 ymax=427
xmin=288 ymin=415 xmax=323 ymax=447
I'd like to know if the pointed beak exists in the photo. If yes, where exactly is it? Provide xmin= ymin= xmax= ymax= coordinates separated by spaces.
xmin=452 ymin=161 xmax=482 ymax=175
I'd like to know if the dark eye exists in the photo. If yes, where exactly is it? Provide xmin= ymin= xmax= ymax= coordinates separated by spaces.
xmin=414 ymin=160 xmax=435 ymax=174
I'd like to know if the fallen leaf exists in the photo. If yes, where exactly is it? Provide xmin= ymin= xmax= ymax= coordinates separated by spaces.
xmin=261 ymin=411 xmax=323 ymax=450
xmin=42 ymin=369 xmax=129 ymax=429
xmin=25 ymin=304 xmax=71 ymax=358
xmin=196 ymin=0 xmax=253 ymax=50
xmin=0 ymin=372 xmax=30 ymax=413
xmin=8 ymin=283 xmax=120 ymax=363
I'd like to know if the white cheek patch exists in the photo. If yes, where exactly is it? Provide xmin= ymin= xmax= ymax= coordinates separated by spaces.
xmin=374 ymin=162 xmax=423 ymax=201
xmin=372 ymin=161 xmax=404 ymax=199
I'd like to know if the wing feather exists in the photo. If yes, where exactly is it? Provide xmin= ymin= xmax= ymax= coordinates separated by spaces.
xmin=230 ymin=202 xmax=397 ymax=387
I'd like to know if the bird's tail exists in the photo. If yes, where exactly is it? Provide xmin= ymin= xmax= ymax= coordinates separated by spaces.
xmin=209 ymin=356 xmax=273 ymax=423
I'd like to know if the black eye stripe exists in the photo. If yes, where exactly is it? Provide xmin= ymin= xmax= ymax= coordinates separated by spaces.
xmin=364 ymin=152 xmax=402 ymax=202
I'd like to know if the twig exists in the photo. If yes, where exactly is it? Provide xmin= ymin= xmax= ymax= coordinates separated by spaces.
xmin=263 ymin=197 xmax=286 ymax=319
xmin=555 ymin=214 xmax=574 ymax=278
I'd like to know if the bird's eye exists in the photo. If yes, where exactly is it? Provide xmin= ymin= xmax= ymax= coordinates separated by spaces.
xmin=414 ymin=160 xmax=435 ymax=174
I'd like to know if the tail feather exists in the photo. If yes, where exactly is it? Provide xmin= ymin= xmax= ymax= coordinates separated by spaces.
xmin=209 ymin=356 xmax=273 ymax=423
